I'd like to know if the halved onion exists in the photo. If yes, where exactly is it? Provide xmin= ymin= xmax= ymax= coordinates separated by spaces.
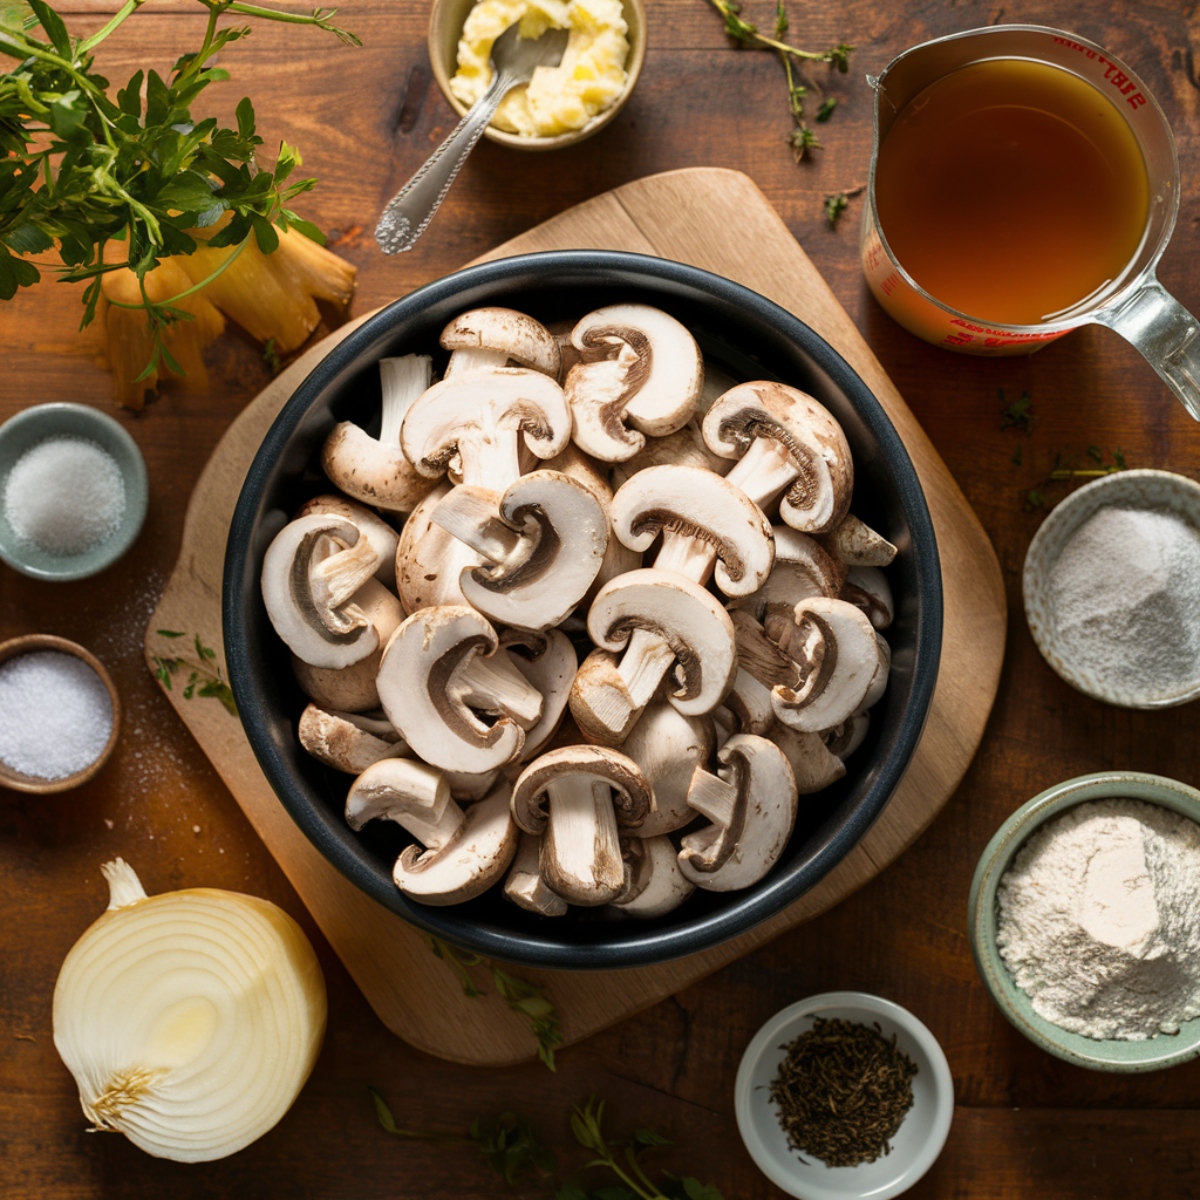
xmin=53 ymin=859 xmax=326 ymax=1162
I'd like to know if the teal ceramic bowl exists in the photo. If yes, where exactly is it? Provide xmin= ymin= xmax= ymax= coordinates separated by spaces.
xmin=969 ymin=771 xmax=1200 ymax=1072
xmin=0 ymin=403 xmax=148 ymax=581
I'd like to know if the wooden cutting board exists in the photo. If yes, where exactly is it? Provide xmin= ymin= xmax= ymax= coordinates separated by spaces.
xmin=145 ymin=168 xmax=1006 ymax=1066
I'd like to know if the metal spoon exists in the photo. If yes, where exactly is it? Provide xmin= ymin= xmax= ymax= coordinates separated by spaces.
xmin=374 ymin=23 xmax=570 ymax=255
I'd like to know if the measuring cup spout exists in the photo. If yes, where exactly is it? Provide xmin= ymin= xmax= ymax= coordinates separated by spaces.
xmin=1093 ymin=276 xmax=1200 ymax=422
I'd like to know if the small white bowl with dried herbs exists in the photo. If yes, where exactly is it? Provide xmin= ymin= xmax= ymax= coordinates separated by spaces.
xmin=734 ymin=991 xmax=954 ymax=1200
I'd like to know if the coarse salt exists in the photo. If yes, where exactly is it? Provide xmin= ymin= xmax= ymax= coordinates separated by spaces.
xmin=0 ymin=651 xmax=113 ymax=780
xmin=3 ymin=437 xmax=126 ymax=557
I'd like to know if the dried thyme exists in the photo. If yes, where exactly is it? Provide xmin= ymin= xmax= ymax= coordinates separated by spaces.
xmin=768 ymin=1017 xmax=917 ymax=1167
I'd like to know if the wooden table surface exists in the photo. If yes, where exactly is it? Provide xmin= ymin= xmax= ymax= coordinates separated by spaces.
xmin=4 ymin=1 xmax=1200 ymax=1196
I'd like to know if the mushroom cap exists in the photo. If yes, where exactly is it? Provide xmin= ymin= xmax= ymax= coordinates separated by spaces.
xmin=823 ymin=711 xmax=871 ymax=760
xmin=841 ymin=565 xmax=894 ymax=630
xmin=396 ymin=484 xmax=481 ymax=612
xmin=440 ymin=307 xmax=561 ymax=378
xmin=678 ymin=733 xmax=798 ymax=892
xmin=770 ymin=597 xmax=887 ymax=733
xmin=297 ymin=494 xmax=399 ymax=589
xmin=585 ymin=568 xmax=738 ymax=717
xmin=609 ymin=424 xmax=732 ymax=490
xmin=504 ymin=830 xmax=569 ymax=917
xmin=820 ymin=513 xmax=898 ymax=567
xmin=620 ymin=702 xmax=713 ymax=837
xmin=501 ymin=629 xmax=577 ymax=761
xmin=510 ymin=745 xmax=652 ymax=836
xmin=261 ymin=514 xmax=380 ymax=670
xmin=298 ymin=704 xmax=407 ymax=774
xmin=400 ymin=368 xmax=570 ymax=481
xmin=394 ymin=782 xmax=518 ymax=906
xmin=611 ymin=835 xmax=695 ymax=918
xmin=320 ymin=423 xmax=435 ymax=514
xmin=610 ymin=464 xmax=775 ymax=598
xmin=702 ymin=381 xmax=853 ymax=534
xmin=376 ymin=605 xmax=528 ymax=773
xmin=344 ymin=757 xmax=448 ymax=832
xmin=445 ymin=471 xmax=609 ymax=631
xmin=739 ymin=526 xmax=845 ymax=622
xmin=770 ymin=723 xmax=847 ymax=794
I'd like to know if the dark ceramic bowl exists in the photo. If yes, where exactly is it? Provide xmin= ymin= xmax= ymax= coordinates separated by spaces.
xmin=224 ymin=251 xmax=942 ymax=969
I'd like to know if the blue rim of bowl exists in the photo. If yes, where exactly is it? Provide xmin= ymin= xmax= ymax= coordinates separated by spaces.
xmin=968 ymin=770 xmax=1200 ymax=1072
xmin=223 ymin=250 xmax=943 ymax=969
xmin=0 ymin=402 xmax=149 ymax=581
xmin=734 ymin=991 xmax=954 ymax=1199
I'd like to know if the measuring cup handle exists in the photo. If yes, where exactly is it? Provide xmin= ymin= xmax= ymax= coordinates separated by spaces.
xmin=1095 ymin=276 xmax=1200 ymax=422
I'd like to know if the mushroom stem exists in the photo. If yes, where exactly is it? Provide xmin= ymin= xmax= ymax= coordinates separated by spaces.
xmin=686 ymin=766 xmax=739 ymax=829
xmin=457 ymin=424 xmax=524 ymax=494
xmin=541 ymin=776 xmax=624 ymax=905
xmin=344 ymin=759 xmax=459 ymax=846
xmin=444 ymin=347 xmax=509 ymax=377
xmin=378 ymin=356 xmax=433 ymax=445
xmin=723 ymin=435 xmax=800 ymax=511
xmin=616 ymin=628 xmax=680 ymax=710
xmin=309 ymin=532 xmax=380 ymax=615
xmin=455 ymin=652 xmax=544 ymax=729
xmin=431 ymin=487 xmax=527 ymax=565
xmin=651 ymin=530 xmax=717 ymax=585
xmin=396 ymin=792 xmax=467 ymax=853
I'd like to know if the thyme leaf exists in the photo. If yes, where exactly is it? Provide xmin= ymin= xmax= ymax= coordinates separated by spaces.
xmin=151 ymin=630 xmax=236 ymax=715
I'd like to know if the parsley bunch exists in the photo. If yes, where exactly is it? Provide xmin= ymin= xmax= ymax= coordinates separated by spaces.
xmin=0 ymin=0 xmax=357 ymax=374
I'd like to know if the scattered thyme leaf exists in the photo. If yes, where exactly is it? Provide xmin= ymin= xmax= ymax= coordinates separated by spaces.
xmin=156 ymin=629 xmax=186 ymax=639
xmin=263 ymin=336 xmax=282 ymax=376
xmin=999 ymin=389 xmax=1033 ymax=433
xmin=426 ymin=934 xmax=484 ymax=997
xmin=816 ymin=97 xmax=837 ymax=121
xmin=823 ymin=184 xmax=863 ymax=230
xmin=492 ymin=967 xmax=562 ymax=1071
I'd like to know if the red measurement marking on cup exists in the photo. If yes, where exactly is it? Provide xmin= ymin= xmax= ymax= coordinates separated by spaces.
xmin=1050 ymin=36 xmax=1147 ymax=109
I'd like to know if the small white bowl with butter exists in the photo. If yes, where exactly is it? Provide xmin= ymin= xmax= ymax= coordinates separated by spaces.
xmin=428 ymin=0 xmax=645 ymax=149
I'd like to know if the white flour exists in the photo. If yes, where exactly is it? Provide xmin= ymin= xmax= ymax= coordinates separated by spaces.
xmin=996 ymin=797 xmax=1200 ymax=1041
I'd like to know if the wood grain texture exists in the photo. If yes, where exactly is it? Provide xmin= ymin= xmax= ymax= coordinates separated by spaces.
xmin=4 ymin=2 xmax=1200 ymax=1197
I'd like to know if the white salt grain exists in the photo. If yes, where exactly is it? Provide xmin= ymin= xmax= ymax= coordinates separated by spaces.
xmin=3 ymin=437 xmax=126 ymax=556
xmin=0 ymin=651 xmax=113 ymax=780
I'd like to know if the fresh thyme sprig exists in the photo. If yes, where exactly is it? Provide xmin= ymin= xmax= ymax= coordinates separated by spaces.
xmin=703 ymin=0 xmax=852 ymax=163
xmin=151 ymin=629 xmax=237 ymax=716
xmin=823 ymin=183 xmax=864 ymax=230
xmin=426 ymin=935 xmax=562 ymax=1070
xmin=1025 ymin=446 xmax=1127 ymax=510
xmin=0 ymin=0 xmax=357 ymax=377
xmin=999 ymin=388 xmax=1034 ymax=433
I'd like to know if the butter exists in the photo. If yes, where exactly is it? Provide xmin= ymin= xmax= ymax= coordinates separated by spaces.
xmin=450 ymin=0 xmax=629 ymax=138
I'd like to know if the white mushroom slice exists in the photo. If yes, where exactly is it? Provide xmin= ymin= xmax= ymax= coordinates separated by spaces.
xmin=678 ymin=733 xmax=798 ymax=892
xmin=611 ymin=464 xmax=775 ymax=599
xmin=565 ymin=304 xmax=703 ymax=462
xmin=396 ymin=483 xmax=481 ymax=613
xmin=430 ymin=471 xmax=608 ymax=630
xmin=261 ymin=514 xmax=380 ymax=669
xmin=297 ymin=494 xmax=399 ymax=589
xmin=725 ymin=668 xmax=776 ymax=736
xmin=376 ymin=606 xmax=543 ymax=773
xmin=510 ymin=745 xmax=652 ymax=906
xmin=500 ymin=629 xmax=577 ymax=761
xmin=823 ymin=712 xmax=871 ymax=760
xmin=321 ymin=355 xmax=436 ymax=513
xmin=711 ymin=705 xmax=737 ymax=748
xmin=572 ymin=569 xmax=738 ymax=745
xmin=297 ymin=705 xmax=407 ymax=774
xmin=444 ymin=769 xmax=502 ymax=802
xmin=546 ymin=318 xmax=582 ymax=381
xmin=841 ymin=566 xmax=894 ymax=630
xmin=504 ymin=831 xmax=568 ymax=917
xmin=861 ymin=634 xmax=892 ymax=713
xmin=400 ymin=368 xmax=569 ymax=493
xmin=609 ymin=425 xmax=732 ymax=489
xmin=620 ymin=702 xmax=713 ymax=837
xmin=770 ymin=723 xmax=847 ymax=794
xmin=768 ymin=597 xmax=888 ymax=734
xmin=611 ymin=835 xmax=695 ymax=918
xmin=346 ymin=761 xmax=516 ymax=905
xmin=702 ymin=381 xmax=853 ymax=534
xmin=440 ymin=307 xmax=561 ymax=379
xmin=739 ymin=526 xmax=845 ymax=623
xmin=820 ymin=514 xmax=898 ymax=567
xmin=292 ymin=579 xmax=403 ymax=713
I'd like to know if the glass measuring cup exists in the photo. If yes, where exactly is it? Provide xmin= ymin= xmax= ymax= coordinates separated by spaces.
xmin=861 ymin=25 xmax=1200 ymax=421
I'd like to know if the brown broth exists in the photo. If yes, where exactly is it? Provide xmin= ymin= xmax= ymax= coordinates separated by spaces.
xmin=874 ymin=57 xmax=1150 ymax=326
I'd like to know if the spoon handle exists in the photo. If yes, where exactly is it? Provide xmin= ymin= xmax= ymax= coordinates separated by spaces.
xmin=374 ymin=71 xmax=514 ymax=255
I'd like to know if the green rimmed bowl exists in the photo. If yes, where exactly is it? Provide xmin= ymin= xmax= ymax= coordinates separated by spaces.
xmin=0 ymin=403 xmax=148 ymax=582
xmin=969 ymin=771 xmax=1200 ymax=1072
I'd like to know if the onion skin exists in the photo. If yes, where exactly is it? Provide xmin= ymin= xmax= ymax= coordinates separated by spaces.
xmin=53 ymin=860 xmax=327 ymax=1163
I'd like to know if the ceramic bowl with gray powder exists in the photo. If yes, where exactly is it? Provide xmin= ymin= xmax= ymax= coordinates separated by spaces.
xmin=1023 ymin=469 xmax=1200 ymax=708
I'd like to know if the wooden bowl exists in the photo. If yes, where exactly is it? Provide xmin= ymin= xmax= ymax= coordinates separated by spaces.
xmin=427 ymin=0 xmax=646 ymax=150
xmin=0 ymin=635 xmax=121 ymax=794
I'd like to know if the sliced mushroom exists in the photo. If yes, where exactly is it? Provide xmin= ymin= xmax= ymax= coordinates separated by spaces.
xmin=297 ymin=705 xmax=407 ymax=774
xmin=565 ymin=304 xmax=703 ymax=462
xmin=321 ymin=355 xmax=436 ymax=513
xmin=401 ymin=368 xmax=569 ymax=493
xmin=770 ymin=723 xmax=847 ymax=794
xmin=292 ymin=578 xmax=403 ymax=712
xmin=738 ymin=526 xmax=845 ymax=623
xmin=396 ymin=482 xmax=482 ymax=613
xmin=702 ymin=381 xmax=853 ymax=534
xmin=711 ymin=705 xmax=738 ymax=749
xmin=376 ymin=606 xmax=544 ymax=773
xmin=610 ymin=835 xmax=695 ymax=918
xmin=510 ymin=745 xmax=652 ymax=906
xmin=262 ymin=514 xmax=380 ymax=669
xmin=440 ymin=307 xmax=561 ymax=379
xmin=429 ymin=471 xmax=608 ymax=630
xmin=678 ymin=733 xmax=798 ymax=892
xmin=725 ymin=668 xmax=777 ymax=736
xmin=572 ymin=569 xmax=738 ymax=745
xmin=610 ymin=464 xmax=775 ymax=598
xmin=346 ymin=761 xmax=516 ymax=905
xmin=504 ymin=830 xmax=568 ymax=916
xmin=823 ymin=712 xmax=871 ymax=760
xmin=609 ymin=425 xmax=732 ymax=489
xmin=841 ymin=566 xmax=894 ymax=630
xmin=500 ymin=629 xmax=577 ymax=761
xmin=767 ymin=597 xmax=889 ymax=733
xmin=297 ymin=494 xmax=399 ymax=590
xmin=819 ymin=514 xmax=897 ymax=567
xmin=620 ymin=702 xmax=713 ymax=837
